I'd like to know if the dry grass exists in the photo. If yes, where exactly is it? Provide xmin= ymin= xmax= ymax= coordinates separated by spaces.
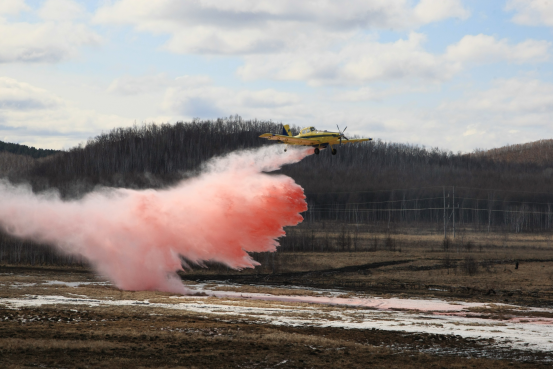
xmin=233 ymin=330 xmax=359 ymax=348
xmin=1 ymin=302 xmax=544 ymax=368
xmin=206 ymin=284 xmax=325 ymax=296
xmin=3 ymin=230 xmax=553 ymax=309
xmin=181 ymin=230 xmax=553 ymax=276
xmin=466 ymin=304 xmax=553 ymax=319
xmin=0 ymin=337 xmax=126 ymax=350
xmin=345 ymin=256 xmax=553 ymax=293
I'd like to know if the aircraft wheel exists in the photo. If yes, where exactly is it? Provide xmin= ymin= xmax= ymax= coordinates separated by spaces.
xmin=314 ymin=148 xmax=320 ymax=155
xmin=331 ymin=148 xmax=337 ymax=155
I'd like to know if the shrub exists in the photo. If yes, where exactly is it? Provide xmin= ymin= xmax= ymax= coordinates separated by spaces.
xmin=442 ymin=254 xmax=456 ymax=274
xmin=442 ymin=237 xmax=451 ymax=251
xmin=462 ymin=256 xmax=478 ymax=276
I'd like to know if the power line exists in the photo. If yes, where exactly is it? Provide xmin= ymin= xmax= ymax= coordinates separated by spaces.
xmin=309 ymin=196 xmax=445 ymax=206
xmin=305 ymin=185 xmax=553 ymax=197
xmin=308 ymin=198 xmax=553 ymax=208
xmin=305 ymin=186 xmax=444 ymax=195
xmin=305 ymin=208 xmax=553 ymax=215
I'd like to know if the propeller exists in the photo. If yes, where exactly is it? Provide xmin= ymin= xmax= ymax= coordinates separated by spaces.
xmin=336 ymin=124 xmax=349 ymax=145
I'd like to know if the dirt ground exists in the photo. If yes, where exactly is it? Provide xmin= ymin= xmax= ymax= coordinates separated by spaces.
xmin=0 ymin=305 xmax=547 ymax=369
xmin=183 ymin=244 xmax=553 ymax=309
xmin=1 ymin=264 xmax=552 ymax=368
xmin=2 ymin=232 xmax=553 ymax=368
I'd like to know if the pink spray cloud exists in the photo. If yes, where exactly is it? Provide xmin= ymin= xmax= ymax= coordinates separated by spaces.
xmin=0 ymin=145 xmax=313 ymax=293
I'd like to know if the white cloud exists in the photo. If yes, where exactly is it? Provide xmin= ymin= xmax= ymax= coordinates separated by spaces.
xmin=333 ymin=87 xmax=391 ymax=102
xmin=161 ymin=76 xmax=301 ymax=119
xmin=238 ymin=32 xmax=550 ymax=86
xmin=239 ymin=32 xmax=458 ymax=85
xmin=0 ymin=77 xmax=133 ymax=149
xmin=310 ymin=78 xmax=553 ymax=152
xmin=416 ymin=78 xmax=553 ymax=150
xmin=0 ymin=20 xmax=101 ymax=63
xmin=236 ymin=89 xmax=300 ymax=108
xmin=462 ymin=125 xmax=486 ymax=137
xmin=94 ymin=0 xmax=470 ymax=55
xmin=4 ymin=74 xmax=547 ymax=153
xmin=0 ymin=77 xmax=62 ymax=110
xmin=445 ymin=34 xmax=550 ymax=64
xmin=0 ymin=0 xmax=30 ymax=15
xmin=333 ymin=85 xmax=432 ymax=102
xmin=441 ymin=78 xmax=553 ymax=116
xmin=414 ymin=0 xmax=470 ymax=23
xmin=107 ymin=74 xmax=174 ymax=96
xmin=93 ymin=1 xmax=551 ymax=87
xmin=0 ymin=1 xmax=100 ymax=64
xmin=101 ymin=72 xmax=553 ymax=154
xmin=38 ymin=0 xmax=87 ymax=22
xmin=339 ymin=32 xmax=456 ymax=83
xmin=506 ymin=0 xmax=553 ymax=27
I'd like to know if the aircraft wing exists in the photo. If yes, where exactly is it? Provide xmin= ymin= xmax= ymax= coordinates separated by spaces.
xmin=339 ymin=138 xmax=373 ymax=144
xmin=259 ymin=133 xmax=318 ymax=146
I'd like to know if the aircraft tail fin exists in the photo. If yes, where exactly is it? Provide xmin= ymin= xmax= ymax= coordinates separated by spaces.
xmin=282 ymin=124 xmax=292 ymax=136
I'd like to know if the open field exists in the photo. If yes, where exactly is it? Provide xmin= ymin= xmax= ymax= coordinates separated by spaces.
xmin=181 ymin=231 xmax=553 ymax=308
xmin=2 ymin=231 xmax=553 ymax=367
xmin=1 ymin=264 xmax=553 ymax=367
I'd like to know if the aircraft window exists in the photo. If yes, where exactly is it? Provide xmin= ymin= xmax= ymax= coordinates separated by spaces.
xmin=302 ymin=129 xmax=309 ymax=134
xmin=310 ymin=127 xmax=316 ymax=131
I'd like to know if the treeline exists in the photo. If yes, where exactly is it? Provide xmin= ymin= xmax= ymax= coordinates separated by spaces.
xmin=22 ymin=117 xmax=291 ymax=195
xmin=8 ymin=117 xmax=551 ymax=194
xmin=470 ymin=139 xmax=553 ymax=166
xmin=0 ymin=232 xmax=84 ymax=266
xmin=2 ymin=117 xmax=553 ymax=265
xmin=3 ymin=116 xmax=553 ymax=231
xmin=280 ymin=137 xmax=553 ymax=233
xmin=0 ymin=152 xmax=36 ymax=177
xmin=0 ymin=140 xmax=59 ymax=159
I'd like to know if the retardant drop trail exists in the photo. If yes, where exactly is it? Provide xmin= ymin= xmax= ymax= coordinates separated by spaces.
xmin=0 ymin=146 xmax=313 ymax=293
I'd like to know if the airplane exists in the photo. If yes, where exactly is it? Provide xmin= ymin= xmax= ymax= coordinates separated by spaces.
xmin=259 ymin=124 xmax=372 ymax=155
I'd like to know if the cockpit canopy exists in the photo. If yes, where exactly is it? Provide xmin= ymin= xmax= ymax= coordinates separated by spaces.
xmin=300 ymin=127 xmax=316 ymax=135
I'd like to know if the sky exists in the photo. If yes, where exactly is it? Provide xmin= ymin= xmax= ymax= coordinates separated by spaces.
xmin=0 ymin=0 xmax=552 ymax=152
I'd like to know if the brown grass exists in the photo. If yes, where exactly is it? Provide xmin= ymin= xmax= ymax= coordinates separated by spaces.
xmin=0 ymin=337 xmax=126 ymax=350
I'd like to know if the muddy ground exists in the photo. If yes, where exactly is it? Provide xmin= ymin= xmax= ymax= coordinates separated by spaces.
xmin=0 ymin=304 xmax=548 ymax=369
xmin=181 ymin=258 xmax=553 ymax=309
xmin=1 ymin=265 xmax=552 ymax=368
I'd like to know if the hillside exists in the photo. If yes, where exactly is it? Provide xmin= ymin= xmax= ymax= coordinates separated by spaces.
xmin=0 ymin=151 xmax=36 ymax=177
xmin=470 ymin=139 xmax=553 ymax=166
xmin=22 ymin=118 xmax=551 ymax=195
xmin=0 ymin=140 xmax=59 ymax=159
xmin=2 ymin=118 xmax=553 ymax=268
xmin=1 ymin=117 xmax=552 ymax=232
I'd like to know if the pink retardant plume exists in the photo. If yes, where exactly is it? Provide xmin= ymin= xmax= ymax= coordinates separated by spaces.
xmin=0 ymin=145 xmax=313 ymax=293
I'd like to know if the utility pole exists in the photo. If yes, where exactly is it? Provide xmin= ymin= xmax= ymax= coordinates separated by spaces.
xmin=488 ymin=191 xmax=494 ymax=233
xmin=453 ymin=186 xmax=455 ymax=239
xmin=443 ymin=186 xmax=446 ymax=238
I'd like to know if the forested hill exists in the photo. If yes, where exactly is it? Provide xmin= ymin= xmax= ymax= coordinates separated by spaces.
xmin=0 ymin=140 xmax=59 ymax=158
xmin=469 ymin=139 xmax=553 ymax=166
xmin=27 ymin=118 xmax=289 ymax=193
xmin=1 ymin=117 xmax=553 ymax=231
xmin=3 ymin=117 xmax=549 ymax=197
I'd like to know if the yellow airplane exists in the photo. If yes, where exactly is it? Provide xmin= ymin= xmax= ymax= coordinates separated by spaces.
xmin=259 ymin=124 xmax=372 ymax=155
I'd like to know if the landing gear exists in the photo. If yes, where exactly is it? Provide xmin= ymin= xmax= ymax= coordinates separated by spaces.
xmin=331 ymin=148 xmax=337 ymax=155
xmin=314 ymin=148 xmax=320 ymax=155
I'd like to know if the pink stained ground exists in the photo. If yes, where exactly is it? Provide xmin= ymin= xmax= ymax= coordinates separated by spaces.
xmin=206 ymin=290 xmax=553 ymax=325
xmin=0 ymin=146 xmax=313 ymax=293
